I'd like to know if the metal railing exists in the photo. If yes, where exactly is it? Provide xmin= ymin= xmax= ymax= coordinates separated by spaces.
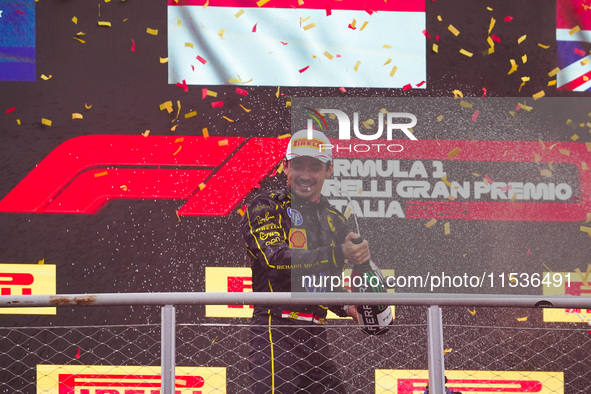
xmin=1 ymin=292 xmax=590 ymax=394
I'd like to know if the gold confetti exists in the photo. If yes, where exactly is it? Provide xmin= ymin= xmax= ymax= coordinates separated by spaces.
xmin=488 ymin=17 xmax=495 ymax=34
xmin=587 ymin=142 xmax=591 ymax=152
xmin=275 ymin=86 xmax=280 ymax=98
xmin=543 ymin=263 xmax=554 ymax=272
xmin=487 ymin=36 xmax=494 ymax=48
xmin=222 ymin=116 xmax=234 ymax=122
xmin=303 ymin=23 xmax=316 ymax=30
xmin=437 ymin=115 xmax=443 ymax=122
xmin=198 ymin=183 xmax=206 ymax=190
xmin=538 ymin=43 xmax=550 ymax=49
xmin=324 ymin=51 xmax=334 ymax=60
xmin=559 ymin=149 xmax=570 ymax=156
xmin=120 ymin=185 xmax=128 ymax=191
xmin=522 ymin=54 xmax=527 ymax=63
xmin=238 ymin=208 xmax=245 ymax=216
xmin=175 ymin=137 xmax=184 ymax=143
xmin=41 ymin=118 xmax=52 ymax=126
xmin=256 ymin=0 xmax=270 ymax=6
xmin=389 ymin=65 xmax=398 ymax=77
xmin=354 ymin=61 xmax=361 ymax=72
xmin=286 ymin=100 xmax=291 ymax=107
xmin=437 ymin=15 xmax=442 ymax=22
xmin=582 ymin=58 xmax=591 ymax=66
xmin=98 ymin=21 xmax=111 ymax=27
xmin=534 ymin=154 xmax=541 ymax=162
xmin=160 ymin=101 xmax=173 ymax=113
xmin=441 ymin=176 xmax=451 ymax=187
xmin=72 ymin=113 xmax=83 ymax=119
xmin=516 ymin=317 xmax=528 ymax=322
xmin=176 ymin=210 xmax=182 ymax=222
xmin=548 ymin=67 xmax=560 ymax=77
xmin=173 ymin=146 xmax=182 ymax=156
xmin=586 ymin=213 xmax=591 ymax=223
xmin=468 ymin=308 xmax=476 ymax=316
xmin=532 ymin=90 xmax=545 ymax=100
xmin=448 ymin=24 xmax=460 ymax=36
xmin=142 ymin=130 xmax=150 ymax=137
xmin=218 ymin=139 xmax=229 ymax=146
xmin=160 ymin=57 xmax=169 ymax=63
xmin=548 ymin=80 xmax=556 ymax=86
xmin=235 ymin=9 xmax=244 ymax=18
xmin=218 ymin=28 xmax=225 ymax=38
xmin=349 ymin=19 xmax=357 ymax=29
xmin=344 ymin=206 xmax=352 ymax=220
xmin=452 ymin=89 xmax=463 ymax=98
xmin=460 ymin=100 xmax=473 ymax=108
xmin=517 ymin=34 xmax=526 ymax=44
xmin=571 ymin=134 xmax=579 ymax=141
xmin=185 ymin=111 xmax=197 ymax=118
xmin=432 ymin=43 xmax=439 ymax=53
xmin=459 ymin=49 xmax=473 ymax=57
xmin=425 ymin=219 xmax=437 ymax=228
xmin=73 ymin=37 xmax=86 ymax=44
xmin=444 ymin=222 xmax=450 ymax=235
xmin=72 ymin=16 xmax=78 ymax=24
xmin=444 ymin=348 xmax=453 ymax=355
xmin=277 ymin=162 xmax=284 ymax=174
xmin=16 ymin=119 xmax=21 ymax=125
xmin=447 ymin=147 xmax=461 ymax=158
xmin=360 ymin=21 xmax=368 ymax=31
xmin=146 ymin=28 xmax=158 ymax=35
xmin=540 ymin=169 xmax=552 ymax=177
xmin=278 ymin=134 xmax=291 ymax=139
xmin=203 ymin=0 xmax=209 ymax=8
xmin=240 ymin=104 xmax=251 ymax=112
xmin=38 ymin=259 xmax=44 ymax=265
xmin=569 ymin=25 xmax=581 ymax=35
xmin=185 ymin=42 xmax=194 ymax=48
xmin=383 ymin=44 xmax=392 ymax=49
xmin=202 ymin=128 xmax=209 ymax=138
xmin=94 ymin=171 xmax=108 ymax=177
xmin=582 ymin=162 xmax=589 ymax=170
xmin=40 ymin=74 xmax=52 ymax=80
xmin=508 ymin=59 xmax=518 ymax=74
xmin=207 ymin=89 xmax=218 ymax=97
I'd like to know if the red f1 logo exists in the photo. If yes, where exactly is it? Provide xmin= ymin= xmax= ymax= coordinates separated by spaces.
xmin=0 ymin=135 xmax=287 ymax=216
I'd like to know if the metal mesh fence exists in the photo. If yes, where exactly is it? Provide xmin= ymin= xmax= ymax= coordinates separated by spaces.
xmin=0 ymin=315 xmax=590 ymax=393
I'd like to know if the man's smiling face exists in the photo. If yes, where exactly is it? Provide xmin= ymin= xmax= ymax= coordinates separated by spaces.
xmin=284 ymin=156 xmax=333 ymax=202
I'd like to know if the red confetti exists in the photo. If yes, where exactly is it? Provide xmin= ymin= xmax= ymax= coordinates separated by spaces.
xmin=131 ymin=39 xmax=135 ymax=52
xmin=471 ymin=110 xmax=480 ymax=122
xmin=241 ymin=204 xmax=248 ymax=211
xmin=515 ymin=104 xmax=522 ymax=111
xmin=299 ymin=65 xmax=310 ymax=73
xmin=348 ymin=24 xmax=357 ymax=30
xmin=252 ymin=23 xmax=257 ymax=33
xmin=402 ymin=83 xmax=412 ymax=91
xmin=339 ymin=87 xmax=347 ymax=93
xmin=504 ymin=16 xmax=513 ymax=22
xmin=6 ymin=107 xmax=15 ymax=114
xmin=575 ymin=48 xmax=586 ymax=56
xmin=16 ymin=9 xmax=24 ymax=15
xmin=526 ymin=249 xmax=531 ymax=256
xmin=235 ymin=88 xmax=248 ymax=95
xmin=211 ymin=101 xmax=224 ymax=108
xmin=326 ymin=8 xmax=332 ymax=16
xmin=435 ymin=34 xmax=440 ymax=41
xmin=336 ymin=54 xmax=341 ymax=58
xmin=491 ymin=34 xmax=501 ymax=43
xmin=196 ymin=55 xmax=207 ymax=64
xmin=176 ymin=80 xmax=188 ymax=92
xmin=75 ymin=348 xmax=81 ymax=358
xmin=422 ymin=30 xmax=432 ymax=40
xmin=482 ymin=87 xmax=487 ymax=97
xmin=202 ymin=88 xmax=208 ymax=99
xmin=364 ymin=7 xmax=374 ymax=15
xmin=484 ymin=174 xmax=494 ymax=184
xmin=191 ymin=65 xmax=195 ymax=71
xmin=270 ymin=169 xmax=278 ymax=177
xmin=416 ymin=80 xmax=426 ymax=87
xmin=280 ymin=41 xmax=288 ymax=45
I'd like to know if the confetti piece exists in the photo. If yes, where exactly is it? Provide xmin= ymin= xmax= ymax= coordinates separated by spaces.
xmin=471 ymin=110 xmax=480 ymax=122
xmin=447 ymin=147 xmax=461 ymax=159
xmin=422 ymin=29 xmax=432 ymax=40
xmin=299 ymin=66 xmax=309 ymax=73
xmin=383 ymin=44 xmax=392 ymax=48
xmin=203 ymin=0 xmax=209 ymax=8
xmin=508 ymin=59 xmax=518 ymax=74
xmin=176 ymin=79 xmax=188 ymax=92
xmin=459 ymin=48 xmax=473 ymax=57
xmin=349 ymin=19 xmax=357 ymax=29
xmin=303 ymin=23 xmax=316 ymax=31
xmin=146 ymin=28 xmax=158 ymax=35
xmin=160 ymin=101 xmax=173 ymax=113
xmin=120 ymin=185 xmax=128 ymax=192
xmin=491 ymin=34 xmax=501 ymax=43
xmin=487 ymin=36 xmax=495 ymax=48
xmin=441 ymin=176 xmax=451 ymax=187
xmin=432 ymin=43 xmax=439 ymax=53
xmin=72 ymin=16 xmax=78 ymax=24
xmin=252 ymin=23 xmax=257 ymax=32
xmin=211 ymin=101 xmax=224 ymax=108
xmin=468 ymin=308 xmax=476 ymax=316
xmin=521 ymin=54 xmax=527 ymax=63
xmin=73 ymin=37 xmax=86 ymax=44
xmin=185 ymin=111 xmax=197 ymax=118
xmin=488 ymin=17 xmax=495 ymax=34
xmin=424 ymin=219 xmax=437 ymax=228
xmin=516 ymin=317 xmax=528 ymax=322
xmin=574 ymin=48 xmax=586 ymax=57
xmin=16 ymin=119 xmax=20 ymax=125
xmin=354 ymin=61 xmax=361 ymax=72
xmin=239 ymin=104 xmax=251 ymax=112
xmin=582 ymin=58 xmax=591 ymax=66
xmin=40 ymin=74 xmax=52 ymax=80
xmin=160 ymin=57 xmax=169 ymax=63
xmin=72 ymin=113 xmax=83 ymax=119
xmin=238 ymin=208 xmax=245 ymax=216
xmin=41 ymin=118 xmax=52 ymax=126
xmin=448 ymin=24 xmax=460 ymax=36
xmin=173 ymin=146 xmax=182 ymax=156
xmin=235 ymin=88 xmax=248 ymax=96
xmin=572 ymin=134 xmax=579 ymax=141
xmin=94 ymin=171 xmax=108 ymax=178
xmin=504 ymin=16 xmax=513 ymax=22
xmin=389 ymin=66 xmax=398 ymax=77
xmin=235 ymin=9 xmax=244 ymax=18
xmin=570 ymin=25 xmax=581 ymax=35
xmin=444 ymin=348 xmax=453 ymax=355
xmin=142 ymin=130 xmax=150 ymax=137
xmin=452 ymin=89 xmax=463 ymax=98
xmin=75 ymin=348 xmax=81 ymax=358
xmin=222 ymin=116 xmax=234 ymax=122
xmin=402 ymin=83 xmax=412 ymax=91
xmin=437 ymin=115 xmax=443 ymax=122
xmin=202 ymin=128 xmax=209 ymax=138
xmin=185 ymin=42 xmax=194 ymax=48
xmin=324 ymin=51 xmax=334 ymax=60
xmin=582 ymin=162 xmax=589 ymax=170
xmin=517 ymin=34 xmax=526 ymax=44
xmin=256 ymin=0 xmax=270 ymax=6
xmin=277 ymin=162 xmax=284 ymax=174
xmin=437 ymin=15 xmax=442 ymax=21
xmin=344 ymin=206 xmax=352 ymax=220
xmin=586 ymin=213 xmax=591 ymax=223
xmin=286 ymin=100 xmax=292 ymax=106
xmin=174 ymin=137 xmax=184 ymax=144
xmin=199 ymin=183 xmax=206 ymax=190
xmin=444 ymin=222 xmax=450 ymax=235
xmin=218 ymin=139 xmax=229 ymax=146
xmin=532 ymin=90 xmax=545 ymax=100
xmin=540 ymin=169 xmax=553 ymax=177
xmin=460 ymin=100 xmax=473 ymax=108
xmin=587 ymin=142 xmax=591 ymax=152
xmin=6 ymin=107 xmax=15 ymax=114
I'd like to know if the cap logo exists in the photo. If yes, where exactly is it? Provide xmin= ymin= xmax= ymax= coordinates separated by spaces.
xmin=293 ymin=137 xmax=326 ymax=152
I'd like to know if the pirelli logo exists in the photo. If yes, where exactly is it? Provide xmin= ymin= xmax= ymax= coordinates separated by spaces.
xmin=0 ymin=263 xmax=56 ymax=315
xmin=375 ymin=369 xmax=563 ymax=393
xmin=37 ymin=365 xmax=226 ymax=393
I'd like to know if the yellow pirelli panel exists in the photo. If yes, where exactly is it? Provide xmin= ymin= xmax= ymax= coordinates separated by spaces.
xmin=0 ymin=264 xmax=56 ymax=315
xmin=542 ymin=271 xmax=591 ymax=323
xmin=37 ymin=364 xmax=226 ymax=393
xmin=375 ymin=369 xmax=563 ymax=393
xmin=205 ymin=266 xmax=395 ymax=319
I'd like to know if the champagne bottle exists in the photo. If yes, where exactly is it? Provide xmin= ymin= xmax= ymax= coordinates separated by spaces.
xmin=350 ymin=238 xmax=393 ymax=335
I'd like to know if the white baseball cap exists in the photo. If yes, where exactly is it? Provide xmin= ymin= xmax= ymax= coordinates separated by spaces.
xmin=285 ymin=129 xmax=332 ymax=163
